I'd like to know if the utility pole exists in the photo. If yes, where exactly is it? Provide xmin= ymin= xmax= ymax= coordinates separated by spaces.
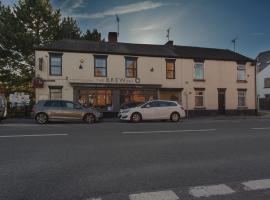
xmin=116 ymin=15 xmax=120 ymax=37
xmin=231 ymin=37 xmax=238 ymax=52
xmin=166 ymin=27 xmax=171 ymax=41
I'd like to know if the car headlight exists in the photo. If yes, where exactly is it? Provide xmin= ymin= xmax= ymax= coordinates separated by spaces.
xmin=121 ymin=109 xmax=130 ymax=113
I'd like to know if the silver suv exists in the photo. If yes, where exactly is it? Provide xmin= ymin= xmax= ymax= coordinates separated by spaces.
xmin=32 ymin=100 xmax=103 ymax=124
xmin=0 ymin=95 xmax=7 ymax=122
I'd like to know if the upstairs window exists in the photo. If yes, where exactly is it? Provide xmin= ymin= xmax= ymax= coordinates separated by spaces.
xmin=94 ymin=55 xmax=107 ymax=77
xmin=194 ymin=63 xmax=204 ymax=80
xmin=166 ymin=59 xmax=175 ymax=79
xmin=238 ymin=90 xmax=246 ymax=107
xmin=264 ymin=78 xmax=270 ymax=88
xmin=237 ymin=65 xmax=246 ymax=81
xmin=125 ymin=57 xmax=137 ymax=78
xmin=49 ymin=53 xmax=62 ymax=76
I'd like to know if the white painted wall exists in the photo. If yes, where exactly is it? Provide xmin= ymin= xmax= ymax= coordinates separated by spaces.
xmin=257 ymin=64 xmax=270 ymax=98
xmin=35 ymin=50 xmax=256 ymax=110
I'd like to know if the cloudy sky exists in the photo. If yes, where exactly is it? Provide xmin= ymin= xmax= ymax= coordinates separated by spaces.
xmin=2 ymin=0 xmax=270 ymax=58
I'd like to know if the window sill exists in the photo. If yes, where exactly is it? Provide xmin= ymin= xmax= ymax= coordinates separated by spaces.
xmin=193 ymin=79 xmax=205 ymax=82
xmin=194 ymin=107 xmax=206 ymax=110
xmin=237 ymin=106 xmax=248 ymax=110
xmin=49 ymin=74 xmax=62 ymax=76
xmin=237 ymin=80 xmax=248 ymax=83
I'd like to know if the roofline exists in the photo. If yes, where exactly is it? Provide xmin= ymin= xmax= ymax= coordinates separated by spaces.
xmin=35 ymin=48 xmax=255 ymax=63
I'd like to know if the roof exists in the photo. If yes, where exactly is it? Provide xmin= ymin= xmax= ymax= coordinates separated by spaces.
xmin=35 ymin=39 xmax=254 ymax=63
xmin=256 ymin=50 xmax=270 ymax=72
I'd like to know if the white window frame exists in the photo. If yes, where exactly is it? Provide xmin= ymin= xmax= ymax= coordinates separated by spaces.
xmin=237 ymin=65 xmax=246 ymax=81
xmin=194 ymin=63 xmax=204 ymax=80
xmin=238 ymin=90 xmax=246 ymax=107
xmin=49 ymin=87 xmax=62 ymax=100
xmin=195 ymin=89 xmax=205 ymax=108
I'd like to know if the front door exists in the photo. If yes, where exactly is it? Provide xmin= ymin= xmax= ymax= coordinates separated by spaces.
xmin=218 ymin=89 xmax=226 ymax=114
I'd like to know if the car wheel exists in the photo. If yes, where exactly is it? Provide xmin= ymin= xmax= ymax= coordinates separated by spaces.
xmin=35 ymin=113 xmax=48 ymax=124
xmin=84 ymin=113 xmax=96 ymax=124
xmin=170 ymin=112 xmax=180 ymax=122
xmin=131 ymin=112 xmax=142 ymax=123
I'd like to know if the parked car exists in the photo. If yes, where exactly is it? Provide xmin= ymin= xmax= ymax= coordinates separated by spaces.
xmin=0 ymin=95 xmax=7 ymax=122
xmin=32 ymin=100 xmax=103 ymax=124
xmin=118 ymin=100 xmax=186 ymax=122
xmin=120 ymin=102 xmax=144 ymax=111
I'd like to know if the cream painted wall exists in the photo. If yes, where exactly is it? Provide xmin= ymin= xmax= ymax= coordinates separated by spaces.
xmin=35 ymin=50 xmax=256 ymax=110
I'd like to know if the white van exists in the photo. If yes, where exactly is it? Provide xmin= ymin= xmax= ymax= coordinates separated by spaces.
xmin=0 ymin=95 xmax=7 ymax=122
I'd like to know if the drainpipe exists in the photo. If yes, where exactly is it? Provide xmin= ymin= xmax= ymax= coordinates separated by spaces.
xmin=255 ymin=59 xmax=258 ymax=115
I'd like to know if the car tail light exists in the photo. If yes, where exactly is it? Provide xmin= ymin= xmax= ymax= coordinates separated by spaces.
xmin=180 ymin=106 xmax=185 ymax=111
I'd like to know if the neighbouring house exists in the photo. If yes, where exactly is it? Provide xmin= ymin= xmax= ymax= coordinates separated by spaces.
xmin=34 ymin=32 xmax=256 ymax=117
xmin=256 ymin=50 xmax=270 ymax=109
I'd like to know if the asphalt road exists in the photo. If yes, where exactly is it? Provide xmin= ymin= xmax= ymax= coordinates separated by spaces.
xmin=0 ymin=118 xmax=270 ymax=200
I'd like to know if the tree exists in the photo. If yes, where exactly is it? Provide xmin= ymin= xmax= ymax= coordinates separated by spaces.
xmin=0 ymin=2 xmax=31 ymax=94
xmin=56 ymin=17 xmax=81 ymax=39
xmin=82 ymin=29 xmax=101 ymax=41
xmin=0 ymin=0 xmax=62 ymax=95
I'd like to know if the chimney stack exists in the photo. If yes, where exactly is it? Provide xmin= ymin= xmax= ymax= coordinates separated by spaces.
xmin=108 ymin=32 xmax=118 ymax=43
xmin=165 ymin=40 xmax=174 ymax=46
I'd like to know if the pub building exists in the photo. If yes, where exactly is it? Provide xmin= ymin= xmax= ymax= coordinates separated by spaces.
xmin=34 ymin=32 xmax=256 ymax=117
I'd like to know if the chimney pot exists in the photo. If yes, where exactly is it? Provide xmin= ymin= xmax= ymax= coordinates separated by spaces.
xmin=108 ymin=32 xmax=118 ymax=43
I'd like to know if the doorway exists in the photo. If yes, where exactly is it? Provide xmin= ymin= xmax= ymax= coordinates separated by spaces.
xmin=218 ymin=89 xmax=226 ymax=114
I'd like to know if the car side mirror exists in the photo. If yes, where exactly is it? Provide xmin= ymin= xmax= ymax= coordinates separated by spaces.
xmin=142 ymin=104 xmax=151 ymax=108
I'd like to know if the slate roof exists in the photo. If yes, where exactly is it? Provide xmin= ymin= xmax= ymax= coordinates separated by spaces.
xmin=35 ymin=39 xmax=254 ymax=63
xmin=256 ymin=50 xmax=270 ymax=72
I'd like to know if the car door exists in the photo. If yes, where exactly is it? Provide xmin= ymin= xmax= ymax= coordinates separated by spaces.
xmin=154 ymin=101 xmax=169 ymax=119
xmin=62 ymin=101 xmax=82 ymax=119
xmin=45 ymin=101 xmax=64 ymax=119
xmin=140 ymin=101 xmax=157 ymax=120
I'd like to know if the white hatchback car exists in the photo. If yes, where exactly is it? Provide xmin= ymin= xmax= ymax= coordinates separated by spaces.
xmin=119 ymin=100 xmax=186 ymax=122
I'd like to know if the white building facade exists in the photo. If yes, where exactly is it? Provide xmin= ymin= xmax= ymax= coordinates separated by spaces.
xmin=34 ymin=33 xmax=256 ymax=116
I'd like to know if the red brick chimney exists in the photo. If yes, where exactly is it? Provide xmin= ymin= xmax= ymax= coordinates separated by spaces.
xmin=108 ymin=32 xmax=118 ymax=43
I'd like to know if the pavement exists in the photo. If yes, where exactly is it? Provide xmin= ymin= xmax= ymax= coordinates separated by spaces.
xmin=1 ymin=116 xmax=270 ymax=200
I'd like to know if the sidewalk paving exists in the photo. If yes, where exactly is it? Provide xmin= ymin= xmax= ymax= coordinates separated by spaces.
xmin=2 ymin=111 xmax=270 ymax=124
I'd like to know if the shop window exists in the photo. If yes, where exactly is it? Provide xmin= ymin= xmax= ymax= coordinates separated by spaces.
xmin=78 ymin=89 xmax=112 ymax=111
xmin=238 ymin=90 xmax=246 ymax=107
xmin=49 ymin=87 xmax=62 ymax=100
xmin=195 ymin=89 xmax=204 ymax=108
xmin=159 ymin=90 xmax=182 ymax=104
xmin=237 ymin=65 xmax=246 ymax=81
xmin=94 ymin=55 xmax=107 ymax=77
xmin=49 ymin=53 xmax=62 ymax=76
xmin=194 ymin=63 xmax=204 ymax=80
xmin=120 ymin=89 xmax=156 ymax=105
xmin=125 ymin=57 xmax=137 ymax=78
xmin=166 ymin=59 xmax=175 ymax=79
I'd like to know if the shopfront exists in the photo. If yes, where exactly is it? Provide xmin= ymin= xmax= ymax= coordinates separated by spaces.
xmin=72 ymin=83 xmax=162 ymax=116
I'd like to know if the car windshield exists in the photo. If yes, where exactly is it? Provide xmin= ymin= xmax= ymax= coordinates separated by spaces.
xmin=120 ymin=102 xmax=144 ymax=109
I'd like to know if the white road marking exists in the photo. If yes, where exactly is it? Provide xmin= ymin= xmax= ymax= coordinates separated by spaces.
xmin=129 ymin=190 xmax=179 ymax=200
xmin=0 ymin=133 xmax=68 ymax=138
xmin=242 ymin=179 xmax=270 ymax=191
xmin=86 ymin=198 xmax=102 ymax=200
xmin=251 ymin=127 xmax=270 ymax=130
xmin=189 ymin=184 xmax=235 ymax=198
xmin=122 ymin=129 xmax=216 ymax=134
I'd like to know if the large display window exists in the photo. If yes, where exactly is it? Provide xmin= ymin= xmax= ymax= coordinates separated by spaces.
xmin=78 ymin=89 xmax=112 ymax=111
xmin=120 ymin=89 xmax=156 ymax=105
xmin=159 ymin=90 xmax=182 ymax=104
